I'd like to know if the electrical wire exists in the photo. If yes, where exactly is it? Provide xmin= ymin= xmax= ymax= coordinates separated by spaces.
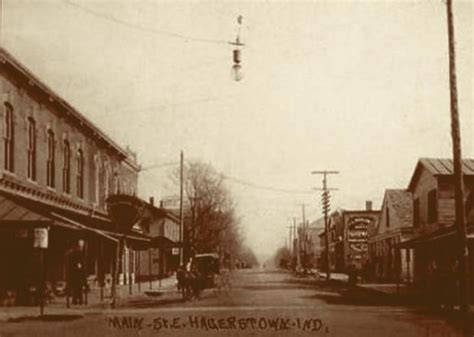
xmin=139 ymin=160 xmax=314 ymax=195
xmin=63 ymin=0 xmax=230 ymax=45
xmin=221 ymin=175 xmax=314 ymax=195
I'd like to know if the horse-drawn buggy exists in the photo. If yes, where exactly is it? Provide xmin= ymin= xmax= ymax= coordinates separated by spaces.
xmin=177 ymin=253 xmax=220 ymax=301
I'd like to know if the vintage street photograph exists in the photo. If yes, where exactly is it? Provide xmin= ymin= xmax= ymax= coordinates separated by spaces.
xmin=0 ymin=0 xmax=473 ymax=336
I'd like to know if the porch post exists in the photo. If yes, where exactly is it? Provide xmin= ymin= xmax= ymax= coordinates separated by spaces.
xmin=149 ymin=249 xmax=152 ymax=290
xmin=137 ymin=250 xmax=141 ymax=293
xmin=406 ymin=248 xmax=411 ymax=284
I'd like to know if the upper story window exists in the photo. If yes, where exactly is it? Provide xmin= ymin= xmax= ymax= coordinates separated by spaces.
xmin=413 ymin=198 xmax=420 ymax=227
xmin=27 ymin=117 xmax=37 ymax=181
xmin=386 ymin=206 xmax=390 ymax=228
xmin=427 ymin=189 xmax=438 ymax=224
xmin=3 ymin=103 xmax=14 ymax=172
xmin=76 ymin=148 xmax=84 ymax=199
xmin=63 ymin=140 xmax=71 ymax=194
xmin=94 ymin=156 xmax=100 ymax=204
xmin=114 ymin=171 xmax=120 ymax=194
xmin=104 ymin=165 xmax=110 ymax=198
xmin=46 ymin=129 xmax=55 ymax=188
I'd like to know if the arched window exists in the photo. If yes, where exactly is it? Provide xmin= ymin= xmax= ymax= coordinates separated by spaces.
xmin=104 ymin=163 xmax=110 ymax=198
xmin=46 ymin=129 xmax=55 ymax=188
xmin=76 ymin=148 xmax=84 ymax=199
xmin=27 ymin=117 xmax=36 ymax=181
xmin=94 ymin=156 xmax=100 ymax=204
xmin=3 ymin=103 xmax=14 ymax=172
xmin=114 ymin=173 xmax=120 ymax=194
xmin=63 ymin=140 xmax=71 ymax=193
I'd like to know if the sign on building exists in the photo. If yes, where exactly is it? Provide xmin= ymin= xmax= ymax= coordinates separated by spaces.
xmin=33 ymin=228 xmax=48 ymax=249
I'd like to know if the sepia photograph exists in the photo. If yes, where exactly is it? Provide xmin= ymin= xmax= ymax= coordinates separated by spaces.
xmin=0 ymin=0 xmax=473 ymax=336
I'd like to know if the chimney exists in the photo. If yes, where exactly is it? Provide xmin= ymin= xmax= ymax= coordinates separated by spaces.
xmin=160 ymin=200 xmax=164 ymax=208
xmin=149 ymin=196 xmax=154 ymax=206
xmin=366 ymin=201 xmax=373 ymax=211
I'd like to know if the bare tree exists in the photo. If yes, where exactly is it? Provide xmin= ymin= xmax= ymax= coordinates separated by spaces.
xmin=171 ymin=161 xmax=239 ymax=259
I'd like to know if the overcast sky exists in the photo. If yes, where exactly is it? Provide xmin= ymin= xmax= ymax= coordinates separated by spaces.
xmin=1 ymin=0 xmax=472 ymax=261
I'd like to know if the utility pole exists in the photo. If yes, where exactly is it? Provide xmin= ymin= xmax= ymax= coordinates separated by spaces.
xmin=179 ymin=150 xmax=184 ymax=266
xmin=294 ymin=217 xmax=301 ymax=269
xmin=287 ymin=224 xmax=293 ymax=255
xmin=312 ymin=170 xmax=339 ymax=282
xmin=301 ymin=203 xmax=307 ymax=270
xmin=287 ymin=221 xmax=297 ymax=268
xmin=446 ymin=0 xmax=470 ymax=316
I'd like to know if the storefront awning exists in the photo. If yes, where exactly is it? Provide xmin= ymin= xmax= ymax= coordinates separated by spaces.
xmin=150 ymin=236 xmax=180 ymax=248
xmin=0 ymin=193 xmax=77 ymax=230
xmin=398 ymin=225 xmax=474 ymax=249
xmin=50 ymin=212 xmax=152 ymax=250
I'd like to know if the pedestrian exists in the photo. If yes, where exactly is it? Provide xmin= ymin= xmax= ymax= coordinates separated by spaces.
xmin=426 ymin=259 xmax=440 ymax=310
xmin=67 ymin=239 xmax=86 ymax=305
xmin=190 ymin=263 xmax=202 ymax=300
xmin=444 ymin=259 xmax=459 ymax=311
xmin=176 ymin=264 xmax=185 ymax=292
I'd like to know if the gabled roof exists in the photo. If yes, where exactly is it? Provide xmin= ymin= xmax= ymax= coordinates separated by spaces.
xmin=143 ymin=202 xmax=180 ymax=223
xmin=408 ymin=158 xmax=474 ymax=191
xmin=0 ymin=47 xmax=139 ymax=170
xmin=383 ymin=189 xmax=413 ymax=228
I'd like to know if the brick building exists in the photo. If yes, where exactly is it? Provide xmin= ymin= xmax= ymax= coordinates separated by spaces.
xmin=318 ymin=205 xmax=380 ymax=274
xmin=0 ymin=47 xmax=147 ymax=304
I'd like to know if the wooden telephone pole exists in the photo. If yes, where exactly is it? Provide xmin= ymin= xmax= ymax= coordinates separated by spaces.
xmin=446 ymin=0 xmax=470 ymax=316
xmin=312 ymin=170 xmax=339 ymax=281
xmin=179 ymin=150 xmax=184 ymax=266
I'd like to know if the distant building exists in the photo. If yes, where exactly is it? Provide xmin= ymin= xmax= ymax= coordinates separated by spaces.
xmin=137 ymin=198 xmax=180 ymax=281
xmin=306 ymin=217 xmax=325 ymax=268
xmin=368 ymin=189 xmax=414 ymax=283
xmin=343 ymin=206 xmax=380 ymax=271
xmin=317 ymin=204 xmax=380 ymax=274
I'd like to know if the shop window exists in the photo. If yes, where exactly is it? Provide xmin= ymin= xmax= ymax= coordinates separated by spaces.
xmin=3 ymin=103 xmax=14 ymax=172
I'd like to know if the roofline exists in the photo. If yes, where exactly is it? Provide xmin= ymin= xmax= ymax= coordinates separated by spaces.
xmin=408 ymin=158 xmax=474 ymax=191
xmin=0 ymin=47 xmax=135 ymax=164
xmin=143 ymin=200 xmax=180 ymax=223
xmin=342 ymin=210 xmax=381 ymax=214
xmin=407 ymin=159 xmax=425 ymax=192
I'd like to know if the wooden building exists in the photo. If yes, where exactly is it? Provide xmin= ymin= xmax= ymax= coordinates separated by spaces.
xmin=398 ymin=158 xmax=474 ymax=299
xmin=369 ymin=189 xmax=414 ymax=283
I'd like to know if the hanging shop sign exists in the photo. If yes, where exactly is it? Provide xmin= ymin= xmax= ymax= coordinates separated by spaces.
xmin=33 ymin=228 xmax=48 ymax=249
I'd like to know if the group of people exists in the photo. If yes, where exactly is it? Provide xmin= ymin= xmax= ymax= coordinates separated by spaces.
xmin=426 ymin=258 xmax=460 ymax=310
xmin=176 ymin=258 xmax=205 ymax=301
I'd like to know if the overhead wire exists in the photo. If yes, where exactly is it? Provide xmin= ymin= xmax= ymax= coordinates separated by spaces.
xmin=63 ymin=0 xmax=230 ymax=45
xmin=139 ymin=159 xmax=315 ymax=195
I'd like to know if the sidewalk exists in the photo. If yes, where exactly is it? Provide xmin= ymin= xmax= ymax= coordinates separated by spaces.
xmin=317 ymin=271 xmax=474 ymax=315
xmin=0 ymin=275 xmax=178 ymax=322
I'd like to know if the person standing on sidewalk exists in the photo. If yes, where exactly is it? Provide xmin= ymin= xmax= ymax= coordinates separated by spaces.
xmin=67 ymin=239 xmax=87 ymax=305
xmin=426 ymin=259 xmax=440 ymax=310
